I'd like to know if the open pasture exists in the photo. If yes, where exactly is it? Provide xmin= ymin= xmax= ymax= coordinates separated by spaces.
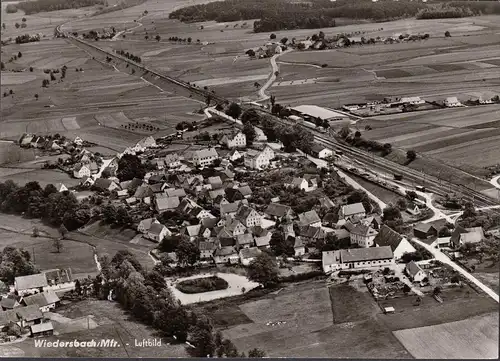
xmin=393 ymin=312 xmax=499 ymax=359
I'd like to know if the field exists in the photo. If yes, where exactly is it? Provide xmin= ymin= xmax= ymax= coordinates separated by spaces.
xmin=393 ymin=312 xmax=499 ymax=359
xmin=0 ymin=299 xmax=189 ymax=358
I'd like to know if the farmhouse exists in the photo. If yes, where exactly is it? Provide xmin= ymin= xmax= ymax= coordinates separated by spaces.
xmin=350 ymin=224 xmax=378 ymax=248
xmin=373 ymin=225 xmax=416 ymax=260
xmin=22 ymin=291 xmax=60 ymax=312
xmin=291 ymin=105 xmax=347 ymax=122
xmin=244 ymin=146 xmax=274 ymax=169
xmin=30 ymin=322 xmax=54 ymax=338
xmin=444 ymin=96 xmax=462 ymax=107
xmin=214 ymin=246 xmax=239 ymax=264
xmin=450 ymin=226 xmax=484 ymax=248
xmin=220 ymin=131 xmax=247 ymax=149
xmin=339 ymin=203 xmax=366 ymax=222
xmin=310 ymin=144 xmax=333 ymax=159
xmin=413 ymin=223 xmax=439 ymax=239
xmin=146 ymin=223 xmax=171 ymax=242
xmin=322 ymin=246 xmax=394 ymax=273
xmin=14 ymin=274 xmax=48 ymax=296
xmin=298 ymin=210 xmax=322 ymax=227
xmin=73 ymin=163 xmax=91 ymax=179
xmin=192 ymin=148 xmax=219 ymax=167
xmin=264 ymin=203 xmax=294 ymax=220
xmin=235 ymin=205 xmax=262 ymax=227
xmin=138 ymin=218 xmax=159 ymax=233
xmin=405 ymin=261 xmax=427 ymax=282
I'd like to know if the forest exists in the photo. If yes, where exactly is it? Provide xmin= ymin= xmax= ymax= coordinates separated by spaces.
xmin=169 ymin=0 xmax=427 ymax=32
xmin=13 ymin=0 xmax=104 ymax=15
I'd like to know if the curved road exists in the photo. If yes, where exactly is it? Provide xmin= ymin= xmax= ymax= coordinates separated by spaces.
xmin=256 ymin=49 xmax=292 ymax=102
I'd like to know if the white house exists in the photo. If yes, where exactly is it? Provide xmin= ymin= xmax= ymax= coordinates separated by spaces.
xmin=235 ymin=205 xmax=262 ymax=227
xmin=350 ymin=224 xmax=378 ymax=248
xmin=444 ymin=97 xmax=462 ymax=107
xmin=14 ymin=274 xmax=48 ymax=296
xmin=220 ymin=131 xmax=247 ymax=149
xmin=244 ymin=146 xmax=274 ymax=169
xmin=22 ymin=291 xmax=60 ymax=313
xmin=55 ymin=183 xmax=68 ymax=192
xmin=146 ymin=223 xmax=171 ymax=242
xmin=253 ymin=126 xmax=268 ymax=142
xmin=228 ymin=149 xmax=243 ymax=161
xmin=199 ymin=241 xmax=217 ymax=260
xmin=288 ymin=177 xmax=309 ymax=191
xmin=192 ymin=148 xmax=219 ymax=167
xmin=74 ymin=136 xmax=84 ymax=146
xmin=399 ymin=96 xmax=425 ymax=105
xmin=164 ymin=153 xmax=181 ymax=168
xmin=310 ymin=144 xmax=333 ymax=159
xmin=405 ymin=261 xmax=427 ymax=282
xmin=339 ymin=203 xmax=366 ymax=222
xmin=73 ymin=163 xmax=91 ymax=179
xmin=322 ymin=246 xmax=394 ymax=273
xmin=373 ymin=225 xmax=416 ymax=260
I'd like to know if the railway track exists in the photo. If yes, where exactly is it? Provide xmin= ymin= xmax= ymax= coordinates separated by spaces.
xmin=55 ymin=26 xmax=499 ymax=210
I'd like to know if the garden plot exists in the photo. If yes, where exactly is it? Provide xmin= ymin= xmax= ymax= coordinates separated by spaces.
xmin=393 ymin=312 xmax=499 ymax=359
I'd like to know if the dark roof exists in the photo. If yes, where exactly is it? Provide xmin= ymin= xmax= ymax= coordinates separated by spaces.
xmin=351 ymin=224 xmax=377 ymax=237
xmin=0 ymin=310 xmax=19 ymax=325
xmin=265 ymin=203 xmax=292 ymax=218
xmin=201 ymin=217 xmax=219 ymax=229
xmin=235 ymin=205 xmax=258 ymax=222
xmin=342 ymin=203 xmax=366 ymax=216
xmin=340 ymin=246 xmax=393 ymax=263
xmin=16 ymin=305 xmax=43 ymax=321
xmin=238 ymin=185 xmax=252 ymax=197
xmin=298 ymin=226 xmax=326 ymax=239
xmin=215 ymin=246 xmax=237 ymax=256
xmin=240 ymin=247 xmax=261 ymax=259
xmin=413 ymin=223 xmax=438 ymax=234
xmin=44 ymin=268 xmax=72 ymax=284
xmin=406 ymin=261 xmax=423 ymax=277
xmin=23 ymin=291 xmax=60 ymax=308
xmin=15 ymin=274 xmax=48 ymax=291
xmin=198 ymin=241 xmax=217 ymax=251
xmin=1 ymin=296 xmax=20 ymax=310
xmin=134 ymin=185 xmax=154 ymax=199
xmin=372 ymin=225 xmax=404 ymax=251
xmin=236 ymin=233 xmax=254 ymax=246
xmin=298 ymin=210 xmax=321 ymax=226
xmin=93 ymin=178 xmax=117 ymax=190
xmin=148 ymin=223 xmax=166 ymax=235
xmin=220 ymin=201 xmax=241 ymax=215
xmin=318 ymin=197 xmax=335 ymax=209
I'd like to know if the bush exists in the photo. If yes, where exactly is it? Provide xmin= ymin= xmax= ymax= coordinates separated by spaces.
xmin=176 ymin=276 xmax=228 ymax=294
xmin=279 ymin=270 xmax=324 ymax=283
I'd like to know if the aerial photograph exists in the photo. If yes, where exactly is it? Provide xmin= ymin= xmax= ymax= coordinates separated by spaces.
xmin=0 ymin=0 xmax=499 ymax=358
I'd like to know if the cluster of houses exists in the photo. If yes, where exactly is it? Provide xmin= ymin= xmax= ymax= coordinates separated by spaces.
xmin=0 ymin=269 xmax=73 ymax=339
xmin=18 ymin=133 xmax=86 ymax=152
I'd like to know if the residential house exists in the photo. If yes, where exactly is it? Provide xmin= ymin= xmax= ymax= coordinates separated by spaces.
xmin=298 ymin=226 xmax=326 ymax=242
xmin=239 ymin=247 xmax=262 ymax=266
xmin=137 ymin=218 xmax=159 ymax=233
xmin=152 ymin=158 xmax=165 ymax=170
xmin=413 ymin=223 xmax=439 ymax=239
xmin=236 ymin=233 xmax=254 ymax=250
xmin=182 ymin=225 xmax=201 ymax=241
xmin=208 ymin=188 xmax=226 ymax=201
xmin=360 ymin=216 xmax=382 ymax=231
xmin=192 ymin=148 xmax=219 ymax=167
xmin=322 ymin=246 xmax=394 ymax=273
xmin=251 ymin=227 xmax=272 ymax=249
xmin=55 ymin=183 xmax=68 ymax=192
xmin=74 ymin=136 xmax=84 ymax=146
xmin=199 ymin=241 xmax=217 ymax=260
xmin=244 ymin=146 xmax=275 ymax=169
xmin=294 ymin=238 xmax=306 ymax=257
xmin=14 ymin=274 xmax=48 ymax=296
xmin=237 ymin=185 xmax=252 ymax=199
xmin=155 ymin=196 xmax=180 ymax=213
xmin=405 ymin=261 xmax=427 ymax=282
xmin=289 ymin=177 xmax=309 ymax=191
xmin=264 ymin=203 xmax=294 ymax=220
xmin=189 ymin=207 xmax=215 ymax=220
xmin=15 ymin=305 xmax=43 ymax=328
xmin=164 ymin=153 xmax=181 ymax=168
xmin=73 ymin=163 xmax=91 ymax=179
xmin=1 ymin=295 xmax=21 ymax=311
xmin=214 ymin=246 xmax=239 ymax=264
xmin=235 ymin=205 xmax=262 ymax=227
xmin=22 ymin=291 xmax=60 ymax=312
xmin=136 ymin=136 xmax=157 ymax=149
xmin=310 ymin=144 xmax=333 ymax=159
xmin=146 ymin=223 xmax=171 ymax=242
xmin=165 ymin=188 xmax=187 ymax=198
xmin=31 ymin=322 xmax=54 ymax=338
xmin=134 ymin=185 xmax=154 ymax=202
xmin=373 ymin=225 xmax=416 ymax=261
xmin=220 ymin=201 xmax=242 ymax=217
xmin=253 ymin=126 xmax=267 ymax=142
xmin=177 ymin=198 xmax=198 ymax=214
xmin=406 ymin=202 xmax=422 ymax=216
xmin=339 ymin=203 xmax=366 ymax=222
xmin=0 ymin=309 xmax=21 ymax=329
xmin=207 ymin=176 xmax=223 ymax=188
xmin=444 ymin=97 xmax=462 ymax=107
xmin=450 ymin=226 xmax=485 ymax=249
xmin=220 ymin=131 xmax=247 ymax=149
xmin=298 ymin=210 xmax=322 ymax=227
xmin=225 ymin=219 xmax=247 ymax=237
xmin=228 ymin=149 xmax=243 ymax=161
xmin=93 ymin=178 xmax=120 ymax=192
xmin=350 ymin=224 xmax=378 ymax=248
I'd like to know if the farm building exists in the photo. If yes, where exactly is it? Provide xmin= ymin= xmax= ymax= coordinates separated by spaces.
xmin=373 ymin=225 xmax=416 ymax=260
xmin=298 ymin=210 xmax=322 ymax=227
xmin=450 ymin=226 xmax=484 ymax=249
xmin=15 ymin=305 xmax=43 ymax=328
xmin=290 ymin=105 xmax=348 ymax=121
xmin=264 ymin=203 xmax=294 ymax=220
xmin=30 ymin=322 xmax=54 ymax=338
xmin=22 ymin=291 xmax=60 ymax=312
xmin=405 ymin=261 xmax=427 ymax=282
xmin=214 ymin=246 xmax=239 ymax=264
xmin=14 ymin=274 xmax=48 ymax=296
xmin=413 ymin=223 xmax=439 ymax=239
xmin=192 ymin=148 xmax=219 ymax=167
xmin=322 ymin=246 xmax=394 ymax=273
xmin=349 ymin=224 xmax=378 ymax=248
xmin=444 ymin=97 xmax=462 ymax=107
xmin=310 ymin=144 xmax=333 ymax=159
xmin=339 ymin=203 xmax=366 ymax=222
xmin=220 ymin=131 xmax=247 ymax=149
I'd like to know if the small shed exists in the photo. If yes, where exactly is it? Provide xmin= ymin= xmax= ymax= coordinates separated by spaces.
xmin=30 ymin=322 xmax=54 ymax=337
xmin=383 ymin=306 xmax=395 ymax=314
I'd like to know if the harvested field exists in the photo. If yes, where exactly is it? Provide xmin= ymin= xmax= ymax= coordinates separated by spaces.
xmin=329 ymin=283 xmax=380 ymax=324
xmin=393 ymin=312 xmax=499 ymax=359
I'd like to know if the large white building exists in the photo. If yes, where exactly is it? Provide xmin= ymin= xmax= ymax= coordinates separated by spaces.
xmin=220 ymin=131 xmax=247 ymax=149
xmin=322 ymin=246 xmax=394 ymax=274
xmin=244 ymin=146 xmax=274 ymax=169
xmin=350 ymin=224 xmax=378 ymax=248
xmin=192 ymin=148 xmax=219 ymax=167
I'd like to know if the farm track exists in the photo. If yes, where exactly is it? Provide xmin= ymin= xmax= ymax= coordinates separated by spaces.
xmin=54 ymin=27 xmax=499 ymax=210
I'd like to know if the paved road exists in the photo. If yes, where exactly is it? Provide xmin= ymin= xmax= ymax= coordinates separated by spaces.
xmin=412 ymin=238 xmax=499 ymax=303
xmin=257 ymin=49 xmax=293 ymax=102
xmin=490 ymin=175 xmax=500 ymax=190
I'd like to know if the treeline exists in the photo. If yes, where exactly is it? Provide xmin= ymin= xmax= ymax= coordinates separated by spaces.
xmin=170 ymin=0 xmax=426 ymax=33
xmin=116 ymin=49 xmax=142 ymax=63
xmin=15 ymin=34 xmax=40 ymax=44
xmin=449 ymin=1 xmax=500 ymax=15
xmin=14 ymin=0 xmax=104 ymax=15
xmin=0 ymin=180 xmax=90 ymax=232
xmin=417 ymin=5 xmax=474 ymax=19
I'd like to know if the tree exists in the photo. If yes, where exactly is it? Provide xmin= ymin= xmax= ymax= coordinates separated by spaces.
xmin=406 ymin=150 xmax=417 ymax=162
xmin=270 ymin=33 xmax=276 ymax=40
xmin=396 ymin=198 xmax=407 ymax=211
xmin=189 ymin=326 xmax=216 ymax=357
xmin=2 ymin=23 xmax=5 ymax=30
xmin=75 ymin=279 xmax=82 ymax=295
xmin=462 ymin=201 xmax=476 ymax=219
xmin=241 ymin=108 xmax=260 ymax=124
xmin=248 ymin=348 xmax=266 ymax=358
xmin=444 ymin=31 xmax=451 ymax=37
xmin=247 ymin=252 xmax=279 ymax=288
xmin=242 ymin=122 xmax=256 ymax=146
xmin=155 ymin=35 xmax=161 ymax=42
xmin=22 ymin=17 xmax=26 ymax=22
xmin=117 ymin=154 xmax=146 ymax=181
xmin=245 ymin=49 xmax=255 ymax=57
xmin=433 ymin=286 xmax=442 ymax=296
xmin=187 ymin=37 xmax=192 ymax=43
xmin=53 ymin=238 xmax=63 ymax=253
xmin=59 ymin=224 xmax=68 ymax=238
xmin=226 ymin=102 xmax=242 ymax=119
xmin=15 ymin=23 xmax=20 ymax=29
xmin=0 ymin=62 xmax=4 ymax=70
xmin=34 ymin=93 xmax=39 ymax=100
xmin=29 ymin=66 xmax=33 ymax=72
xmin=176 ymin=240 xmax=200 ymax=267
xmin=339 ymin=125 xmax=350 ymax=138
xmin=17 ymin=52 xmax=22 ymax=58
xmin=270 ymin=231 xmax=293 ymax=256
xmin=383 ymin=204 xmax=402 ymax=222
xmin=280 ymin=37 xmax=288 ymax=45
xmin=403 ymin=284 xmax=411 ymax=293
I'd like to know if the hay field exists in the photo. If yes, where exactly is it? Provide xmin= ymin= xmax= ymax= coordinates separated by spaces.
xmin=393 ymin=312 xmax=499 ymax=359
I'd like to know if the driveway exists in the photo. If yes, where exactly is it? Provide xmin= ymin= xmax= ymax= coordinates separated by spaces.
xmin=412 ymin=238 xmax=499 ymax=303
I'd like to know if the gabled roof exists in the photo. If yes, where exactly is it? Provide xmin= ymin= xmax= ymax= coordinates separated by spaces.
xmin=0 ymin=309 xmax=19 ymax=325
xmin=372 ymin=225 xmax=404 ymax=251
xmin=207 ymin=176 xmax=222 ymax=185
xmin=318 ymin=196 xmax=335 ymax=209
xmin=235 ymin=205 xmax=258 ymax=222
xmin=194 ymin=148 xmax=218 ymax=159
xmin=236 ymin=233 xmax=254 ymax=245
xmin=294 ymin=237 xmax=304 ymax=248
xmin=93 ymin=178 xmax=117 ymax=190
xmin=298 ymin=210 xmax=321 ymax=226
xmin=134 ymin=185 xmax=154 ymax=199
xmin=1 ymin=296 xmax=20 ymax=310
xmin=265 ymin=203 xmax=292 ymax=218
xmin=350 ymin=224 xmax=377 ymax=237
xmin=15 ymin=274 xmax=48 ymax=291
xmin=201 ymin=217 xmax=219 ymax=229
xmin=298 ymin=225 xmax=326 ymax=239
xmin=23 ymin=291 xmax=60 ymax=308
xmin=44 ymin=268 xmax=72 ymax=284
xmin=238 ymin=185 xmax=252 ymax=197
xmin=139 ymin=218 xmax=157 ymax=230
xmin=311 ymin=143 xmax=331 ymax=154
xmin=220 ymin=201 xmax=241 ymax=215
xmin=413 ymin=222 xmax=438 ymax=234
xmin=341 ymin=203 xmax=366 ymax=216
xmin=225 ymin=219 xmax=246 ymax=233
xmin=209 ymin=188 xmax=226 ymax=200
xmin=31 ymin=321 xmax=54 ymax=333
xmin=148 ymin=223 xmax=166 ymax=236
xmin=255 ymin=233 xmax=271 ymax=247
xmin=248 ymin=226 xmax=269 ymax=237
xmin=340 ymin=246 xmax=393 ymax=263
xmin=406 ymin=261 xmax=424 ymax=277
xmin=240 ymin=247 xmax=261 ymax=259
xmin=155 ymin=196 xmax=180 ymax=211
xmin=184 ymin=225 xmax=201 ymax=237
xmin=198 ymin=241 xmax=217 ymax=251
xmin=165 ymin=188 xmax=186 ymax=198
xmin=164 ymin=153 xmax=180 ymax=163
xmin=16 ymin=305 xmax=43 ymax=321
xmin=291 ymin=177 xmax=307 ymax=187
xmin=215 ymin=246 xmax=237 ymax=257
